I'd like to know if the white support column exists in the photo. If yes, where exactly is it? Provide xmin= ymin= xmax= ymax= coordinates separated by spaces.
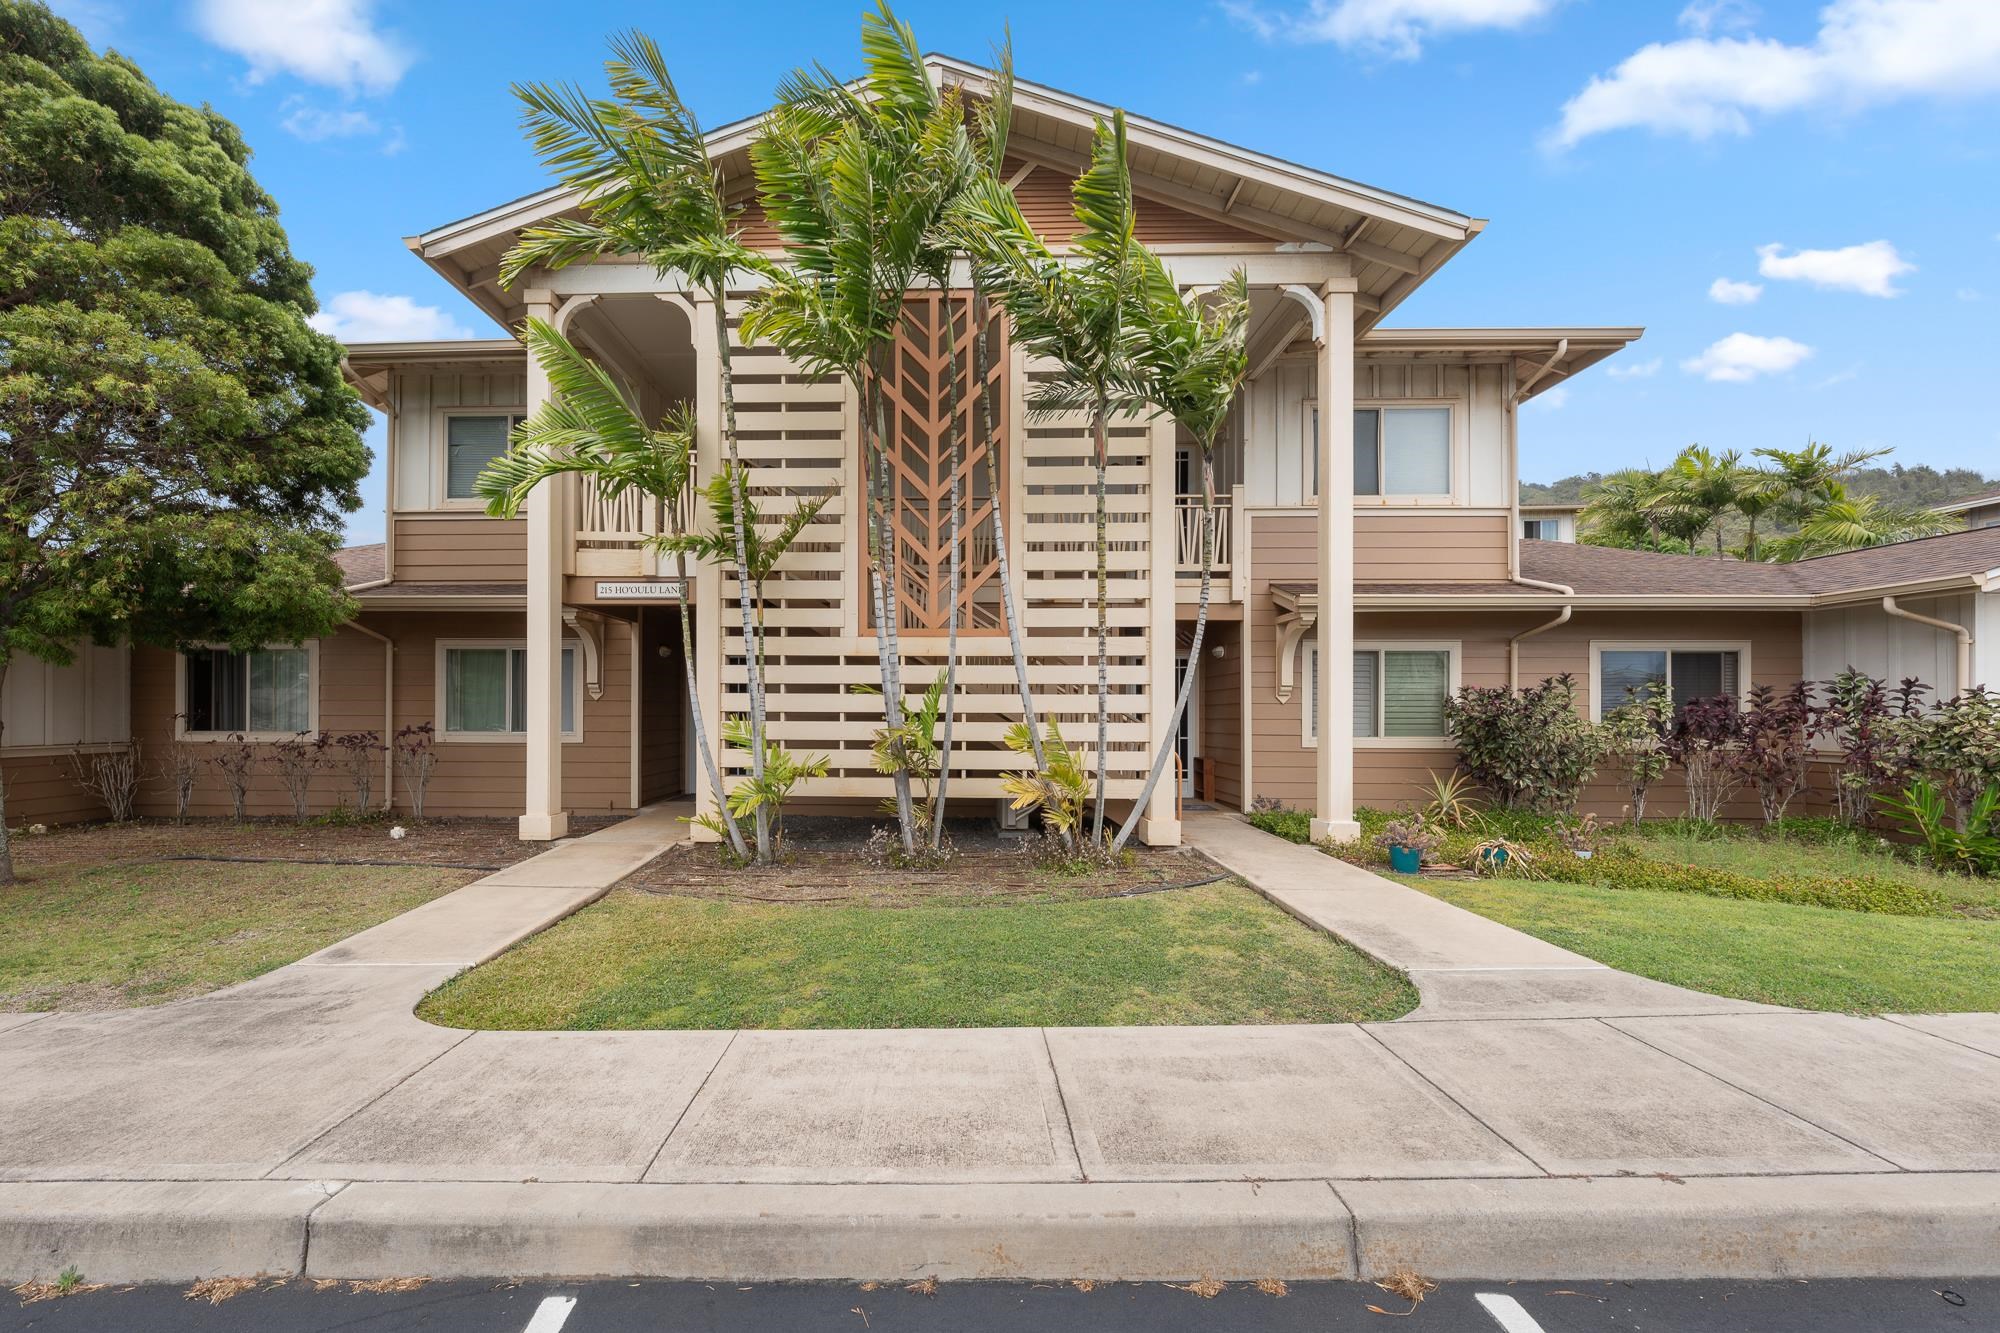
xmin=519 ymin=291 xmax=568 ymax=841
xmin=688 ymin=293 xmax=725 ymax=842
xmin=1139 ymin=410 xmax=1181 ymax=846
xmin=1311 ymin=279 xmax=1361 ymax=844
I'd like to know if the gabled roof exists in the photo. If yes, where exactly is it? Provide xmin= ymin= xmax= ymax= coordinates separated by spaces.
xmin=405 ymin=54 xmax=1484 ymax=334
xmin=334 ymin=543 xmax=386 ymax=588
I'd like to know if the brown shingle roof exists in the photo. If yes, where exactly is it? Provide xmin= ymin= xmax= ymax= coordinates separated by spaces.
xmin=1520 ymin=540 xmax=1804 ymax=595
xmin=1786 ymin=526 xmax=2000 ymax=593
xmin=334 ymin=543 xmax=386 ymax=588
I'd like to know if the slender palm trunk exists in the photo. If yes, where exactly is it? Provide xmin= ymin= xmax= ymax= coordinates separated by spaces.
xmin=864 ymin=349 xmax=918 ymax=853
xmin=1112 ymin=453 xmax=1213 ymax=854
xmin=674 ymin=554 xmax=748 ymax=860
xmin=930 ymin=294 xmax=966 ymax=850
xmin=1089 ymin=391 xmax=1110 ymax=846
xmin=710 ymin=296 xmax=772 ymax=863
xmin=972 ymin=282 xmax=1046 ymax=771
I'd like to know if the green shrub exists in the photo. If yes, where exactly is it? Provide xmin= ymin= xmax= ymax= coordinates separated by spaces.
xmin=1442 ymin=674 xmax=1605 ymax=813
xmin=1248 ymin=809 xmax=1313 ymax=844
xmin=1537 ymin=844 xmax=1949 ymax=917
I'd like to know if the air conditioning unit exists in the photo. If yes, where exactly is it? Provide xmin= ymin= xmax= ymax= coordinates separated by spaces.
xmin=995 ymin=797 xmax=1034 ymax=834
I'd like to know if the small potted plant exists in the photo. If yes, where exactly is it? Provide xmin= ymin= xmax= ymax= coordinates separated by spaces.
xmin=1556 ymin=813 xmax=1600 ymax=860
xmin=1376 ymin=818 xmax=1443 ymax=874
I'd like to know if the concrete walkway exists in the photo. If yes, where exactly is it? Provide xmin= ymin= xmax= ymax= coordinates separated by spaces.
xmin=2 ymin=806 xmax=1998 ymax=1285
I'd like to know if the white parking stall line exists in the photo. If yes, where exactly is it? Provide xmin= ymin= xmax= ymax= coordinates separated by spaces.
xmin=523 ymin=1294 xmax=578 ymax=1333
xmin=1476 ymin=1292 xmax=1549 ymax=1333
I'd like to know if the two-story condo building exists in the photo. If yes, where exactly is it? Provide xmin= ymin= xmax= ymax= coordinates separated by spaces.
xmin=8 ymin=59 xmax=1999 ymax=837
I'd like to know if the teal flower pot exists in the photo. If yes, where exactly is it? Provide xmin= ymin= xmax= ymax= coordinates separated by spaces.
xmin=1479 ymin=846 xmax=1510 ymax=869
xmin=1388 ymin=845 xmax=1422 ymax=874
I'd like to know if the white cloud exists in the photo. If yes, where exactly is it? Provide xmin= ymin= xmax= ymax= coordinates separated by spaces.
xmin=1958 ymin=287 xmax=1983 ymax=301
xmin=308 ymin=291 xmax=475 ymax=344
xmin=1222 ymin=0 xmax=1560 ymax=58
xmin=1551 ymin=0 xmax=2000 ymax=148
xmin=280 ymin=102 xmax=379 ymax=142
xmin=192 ymin=0 xmax=412 ymax=94
xmin=1707 ymin=276 xmax=1763 ymax=304
xmin=1524 ymin=384 xmax=1570 ymax=410
xmin=1681 ymin=332 xmax=1813 ymax=382
xmin=1756 ymin=240 xmax=1914 ymax=297
xmin=1605 ymin=356 xmax=1663 ymax=379
xmin=1677 ymin=0 xmax=1757 ymax=36
xmin=1242 ymin=69 xmax=1265 ymax=85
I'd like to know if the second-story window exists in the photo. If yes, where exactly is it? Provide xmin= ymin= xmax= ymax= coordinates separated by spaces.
xmin=445 ymin=414 xmax=525 ymax=501
xmin=1308 ymin=405 xmax=1452 ymax=498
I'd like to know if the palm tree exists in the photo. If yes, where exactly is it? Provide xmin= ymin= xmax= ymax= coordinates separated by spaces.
xmin=1756 ymin=440 xmax=1892 ymax=527
xmin=742 ymin=3 xmax=973 ymax=856
xmin=1109 ymin=269 xmax=1251 ymax=855
xmin=1761 ymin=484 xmax=1956 ymax=561
xmin=1579 ymin=468 xmax=1670 ymax=548
xmin=1648 ymin=445 xmax=1747 ymax=557
xmin=960 ymin=112 xmax=1152 ymax=846
xmin=477 ymin=320 xmax=748 ymax=860
xmin=501 ymin=32 xmax=782 ymax=861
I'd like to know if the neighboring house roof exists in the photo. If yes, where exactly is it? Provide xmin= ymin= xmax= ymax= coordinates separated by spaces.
xmin=1519 ymin=501 xmax=1586 ymax=512
xmin=334 ymin=543 xmax=386 ymax=588
xmin=1934 ymin=486 xmax=2000 ymax=515
xmin=404 ymin=54 xmax=1485 ymax=336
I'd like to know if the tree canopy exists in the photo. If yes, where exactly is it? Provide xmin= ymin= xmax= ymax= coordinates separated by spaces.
xmin=0 ymin=0 xmax=370 ymax=673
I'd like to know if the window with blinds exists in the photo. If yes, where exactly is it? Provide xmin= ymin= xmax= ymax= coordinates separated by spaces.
xmin=1599 ymin=647 xmax=1741 ymax=711
xmin=1351 ymin=407 xmax=1450 ymax=497
xmin=445 ymin=415 xmax=524 ymax=500
xmin=1306 ymin=644 xmax=1455 ymax=742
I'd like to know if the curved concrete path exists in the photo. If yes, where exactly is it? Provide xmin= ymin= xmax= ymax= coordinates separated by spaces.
xmin=3 ymin=805 xmax=1998 ymax=1285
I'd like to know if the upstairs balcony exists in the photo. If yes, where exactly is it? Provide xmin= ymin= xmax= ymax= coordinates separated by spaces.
xmin=1174 ymin=490 xmax=1236 ymax=581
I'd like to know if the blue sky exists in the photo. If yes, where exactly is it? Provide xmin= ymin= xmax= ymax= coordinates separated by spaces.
xmin=49 ymin=0 xmax=2000 ymax=544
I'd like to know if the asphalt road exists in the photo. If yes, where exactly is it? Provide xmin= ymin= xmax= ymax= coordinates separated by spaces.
xmin=3 ymin=1276 xmax=1992 ymax=1332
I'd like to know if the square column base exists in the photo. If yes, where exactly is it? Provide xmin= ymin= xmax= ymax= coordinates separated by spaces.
xmin=518 ymin=812 xmax=569 ymax=842
xmin=1311 ymin=817 xmax=1362 ymax=844
xmin=1135 ymin=816 xmax=1182 ymax=848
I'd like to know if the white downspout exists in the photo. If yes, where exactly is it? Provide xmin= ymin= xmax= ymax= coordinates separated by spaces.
xmin=1883 ymin=596 xmax=1973 ymax=695
xmin=346 ymin=620 xmax=396 ymax=811
xmin=1509 ymin=598 xmax=1572 ymax=691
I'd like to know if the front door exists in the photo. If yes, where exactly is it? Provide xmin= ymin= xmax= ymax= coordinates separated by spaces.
xmin=1175 ymin=651 xmax=1197 ymax=800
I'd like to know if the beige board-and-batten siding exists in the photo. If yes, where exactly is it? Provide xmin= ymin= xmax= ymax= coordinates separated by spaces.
xmin=128 ymin=612 xmax=640 ymax=820
xmin=714 ymin=292 xmax=1172 ymax=813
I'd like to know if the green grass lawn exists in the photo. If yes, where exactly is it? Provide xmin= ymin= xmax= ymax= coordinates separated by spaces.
xmin=417 ymin=883 xmax=1418 ymax=1030
xmin=1411 ymin=874 xmax=2000 ymax=1014
xmin=0 ymin=860 xmax=472 ymax=1011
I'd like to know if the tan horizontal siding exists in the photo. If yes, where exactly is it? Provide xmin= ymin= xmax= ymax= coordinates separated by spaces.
xmin=391 ymin=516 xmax=526 ymax=583
xmin=128 ymin=612 xmax=639 ymax=821
xmin=0 ymin=752 xmax=110 ymax=825
xmin=1356 ymin=512 xmax=1509 ymax=583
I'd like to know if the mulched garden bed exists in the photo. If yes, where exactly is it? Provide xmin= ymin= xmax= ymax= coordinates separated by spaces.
xmin=6 ymin=814 xmax=626 ymax=875
xmin=622 ymin=839 xmax=1233 ymax=908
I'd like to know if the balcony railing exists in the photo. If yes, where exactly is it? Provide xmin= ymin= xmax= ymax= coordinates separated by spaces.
xmin=1174 ymin=495 xmax=1232 ymax=577
xmin=572 ymin=477 xmax=681 ymax=577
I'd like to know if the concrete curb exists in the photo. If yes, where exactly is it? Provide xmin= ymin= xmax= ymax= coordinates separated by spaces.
xmin=0 ymin=1181 xmax=338 ymax=1285
xmin=304 ymin=1180 xmax=1355 ymax=1282
xmin=9 ymin=1175 xmax=1999 ymax=1284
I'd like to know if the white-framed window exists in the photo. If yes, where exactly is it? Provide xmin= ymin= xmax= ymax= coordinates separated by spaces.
xmin=1590 ymin=641 xmax=1750 ymax=719
xmin=1303 ymin=640 xmax=1460 ymax=746
xmin=439 ymin=411 xmax=526 ymax=504
xmin=177 ymin=644 xmax=319 ymax=739
xmin=1306 ymin=403 xmax=1454 ymax=500
xmin=436 ymin=640 xmax=582 ymax=742
xmin=1523 ymin=517 xmax=1561 ymax=540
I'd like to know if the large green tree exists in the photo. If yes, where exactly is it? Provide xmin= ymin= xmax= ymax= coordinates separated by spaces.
xmin=0 ymin=2 xmax=370 ymax=881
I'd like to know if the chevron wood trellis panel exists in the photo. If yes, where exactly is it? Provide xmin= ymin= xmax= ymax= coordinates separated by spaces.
xmin=718 ymin=292 xmax=1160 ymax=802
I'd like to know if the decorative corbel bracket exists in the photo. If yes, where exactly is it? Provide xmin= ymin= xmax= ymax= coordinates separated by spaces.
xmin=1273 ymin=609 xmax=1317 ymax=704
xmin=1278 ymin=284 xmax=1326 ymax=346
xmin=562 ymin=608 xmax=606 ymax=701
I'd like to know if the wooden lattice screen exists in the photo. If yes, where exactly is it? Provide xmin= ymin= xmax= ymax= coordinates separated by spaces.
xmin=870 ymin=291 xmax=1007 ymax=635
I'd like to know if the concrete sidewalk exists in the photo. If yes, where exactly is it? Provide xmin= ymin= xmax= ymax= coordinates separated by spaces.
xmin=2 ymin=806 xmax=1998 ymax=1285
